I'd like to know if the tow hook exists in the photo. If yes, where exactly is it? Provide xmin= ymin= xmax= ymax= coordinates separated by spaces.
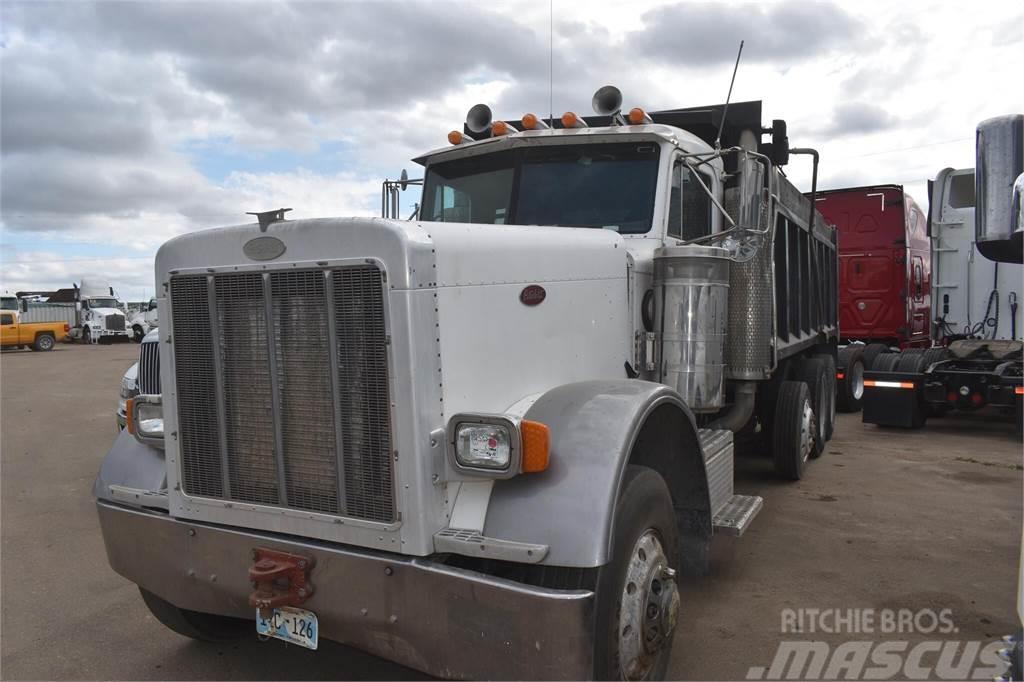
xmin=248 ymin=547 xmax=315 ymax=619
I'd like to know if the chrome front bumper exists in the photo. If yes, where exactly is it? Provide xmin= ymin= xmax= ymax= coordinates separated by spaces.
xmin=97 ymin=501 xmax=595 ymax=679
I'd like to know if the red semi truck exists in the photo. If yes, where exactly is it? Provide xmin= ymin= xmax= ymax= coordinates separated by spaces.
xmin=814 ymin=185 xmax=931 ymax=348
xmin=810 ymin=185 xmax=930 ymax=411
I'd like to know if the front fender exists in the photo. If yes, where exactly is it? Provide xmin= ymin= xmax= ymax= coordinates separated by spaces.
xmin=93 ymin=428 xmax=166 ymax=504
xmin=482 ymin=380 xmax=709 ymax=568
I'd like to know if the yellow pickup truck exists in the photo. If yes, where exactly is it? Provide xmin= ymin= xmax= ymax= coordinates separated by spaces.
xmin=0 ymin=312 xmax=68 ymax=351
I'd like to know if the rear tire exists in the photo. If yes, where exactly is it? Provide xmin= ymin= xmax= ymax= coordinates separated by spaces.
xmin=862 ymin=343 xmax=889 ymax=370
xmin=837 ymin=346 xmax=865 ymax=413
xmin=813 ymin=354 xmax=837 ymax=441
xmin=873 ymin=352 xmax=901 ymax=373
xmin=794 ymin=358 xmax=829 ymax=457
xmin=773 ymin=381 xmax=816 ymax=480
xmin=138 ymin=588 xmax=247 ymax=642
xmin=922 ymin=347 xmax=951 ymax=368
xmin=895 ymin=351 xmax=927 ymax=374
xmin=593 ymin=466 xmax=680 ymax=680
xmin=32 ymin=334 xmax=55 ymax=352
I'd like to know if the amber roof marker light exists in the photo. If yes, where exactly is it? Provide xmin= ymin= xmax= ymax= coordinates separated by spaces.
xmin=521 ymin=113 xmax=550 ymax=130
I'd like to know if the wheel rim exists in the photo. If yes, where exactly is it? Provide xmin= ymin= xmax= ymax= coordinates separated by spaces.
xmin=41 ymin=337 xmax=52 ymax=349
xmin=799 ymin=399 xmax=815 ymax=463
xmin=850 ymin=361 xmax=865 ymax=400
xmin=618 ymin=530 xmax=679 ymax=681
xmin=817 ymin=375 xmax=828 ymax=440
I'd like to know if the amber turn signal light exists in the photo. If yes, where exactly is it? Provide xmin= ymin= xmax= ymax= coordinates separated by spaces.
xmin=125 ymin=398 xmax=135 ymax=434
xmin=520 ymin=420 xmax=550 ymax=473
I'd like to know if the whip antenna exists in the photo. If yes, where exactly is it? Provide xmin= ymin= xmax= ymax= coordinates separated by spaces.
xmin=715 ymin=40 xmax=744 ymax=150
xmin=549 ymin=0 xmax=554 ymax=126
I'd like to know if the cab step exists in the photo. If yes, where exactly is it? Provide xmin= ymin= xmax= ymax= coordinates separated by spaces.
xmin=712 ymin=494 xmax=764 ymax=537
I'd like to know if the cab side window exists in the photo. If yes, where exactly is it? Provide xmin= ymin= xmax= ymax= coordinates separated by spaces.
xmin=1 ymin=313 xmax=13 ymax=325
xmin=668 ymin=161 xmax=712 ymax=241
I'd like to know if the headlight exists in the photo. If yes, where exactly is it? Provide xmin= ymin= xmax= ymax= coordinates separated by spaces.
xmin=128 ymin=395 xmax=163 ymax=447
xmin=455 ymin=423 xmax=513 ymax=470
xmin=447 ymin=414 xmax=551 ymax=478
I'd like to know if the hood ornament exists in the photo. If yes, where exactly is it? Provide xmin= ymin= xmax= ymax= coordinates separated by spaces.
xmin=246 ymin=208 xmax=292 ymax=232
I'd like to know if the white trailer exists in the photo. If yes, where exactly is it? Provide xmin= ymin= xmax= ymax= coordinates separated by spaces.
xmin=96 ymin=88 xmax=838 ymax=680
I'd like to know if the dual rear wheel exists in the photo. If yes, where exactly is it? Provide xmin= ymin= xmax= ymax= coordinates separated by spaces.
xmin=770 ymin=354 xmax=836 ymax=480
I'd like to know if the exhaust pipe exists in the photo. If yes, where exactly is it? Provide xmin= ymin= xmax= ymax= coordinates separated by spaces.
xmin=707 ymin=381 xmax=757 ymax=432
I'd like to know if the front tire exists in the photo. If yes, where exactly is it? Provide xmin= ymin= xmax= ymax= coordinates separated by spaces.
xmin=132 ymin=325 xmax=144 ymax=343
xmin=82 ymin=327 xmax=91 ymax=345
xmin=138 ymin=588 xmax=246 ymax=642
xmin=593 ymin=466 xmax=680 ymax=680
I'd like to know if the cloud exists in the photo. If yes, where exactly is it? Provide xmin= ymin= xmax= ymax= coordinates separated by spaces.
xmin=632 ymin=2 xmax=863 ymax=66
xmin=0 ymin=0 xmax=1020 ymax=300
xmin=820 ymin=102 xmax=898 ymax=137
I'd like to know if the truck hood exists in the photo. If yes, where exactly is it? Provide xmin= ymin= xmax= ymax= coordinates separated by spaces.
xmin=155 ymin=217 xmax=626 ymax=290
xmin=89 ymin=308 xmax=124 ymax=317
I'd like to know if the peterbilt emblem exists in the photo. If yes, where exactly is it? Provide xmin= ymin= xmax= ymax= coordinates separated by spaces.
xmin=520 ymin=285 xmax=546 ymax=306
xmin=243 ymin=236 xmax=287 ymax=261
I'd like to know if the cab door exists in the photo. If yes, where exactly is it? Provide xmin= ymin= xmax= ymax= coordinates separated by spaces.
xmin=1 ymin=313 xmax=18 ymax=346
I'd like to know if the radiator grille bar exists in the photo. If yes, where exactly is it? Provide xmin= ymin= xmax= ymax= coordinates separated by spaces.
xmin=169 ymin=265 xmax=394 ymax=523
xmin=138 ymin=340 xmax=161 ymax=395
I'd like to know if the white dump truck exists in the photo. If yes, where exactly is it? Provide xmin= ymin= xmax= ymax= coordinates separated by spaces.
xmin=96 ymin=87 xmax=836 ymax=680
xmin=69 ymin=279 xmax=129 ymax=343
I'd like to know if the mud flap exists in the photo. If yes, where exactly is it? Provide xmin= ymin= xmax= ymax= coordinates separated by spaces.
xmin=862 ymin=371 xmax=926 ymax=428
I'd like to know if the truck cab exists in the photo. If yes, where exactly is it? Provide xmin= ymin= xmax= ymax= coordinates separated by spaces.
xmin=814 ymin=185 xmax=931 ymax=348
xmin=96 ymin=90 xmax=836 ymax=680
xmin=71 ymin=280 xmax=129 ymax=343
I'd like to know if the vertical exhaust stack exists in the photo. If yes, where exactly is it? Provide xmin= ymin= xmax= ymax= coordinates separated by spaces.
xmin=976 ymin=114 xmax=1024 ymax=264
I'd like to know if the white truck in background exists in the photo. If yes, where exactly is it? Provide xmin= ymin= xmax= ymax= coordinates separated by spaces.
xmin=69 ymin=279 xmax=129 ymax=343
xmin=931 ymin=166 xmax=1021 ymax=343
xmin=128 ymin=298 xmax=159 ymax=342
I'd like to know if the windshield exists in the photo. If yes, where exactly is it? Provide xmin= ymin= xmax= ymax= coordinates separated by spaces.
xmin=421 ymin=142 xmax=661 ymax=233
xmin=89 ymin=298 xmax=120 ymax=309
xmin=1 ymin=297 xmax=17 ymax=311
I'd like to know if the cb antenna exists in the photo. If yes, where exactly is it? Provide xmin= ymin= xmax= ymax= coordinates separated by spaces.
xmin=715 ymin=39 xmax=744 ymax=150
xmin=548 ymin=0 xmax=554 ymax=127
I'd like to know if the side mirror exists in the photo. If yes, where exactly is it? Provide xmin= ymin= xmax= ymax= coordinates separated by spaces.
xmin=20 ymin=299 xmax=28 ymax=313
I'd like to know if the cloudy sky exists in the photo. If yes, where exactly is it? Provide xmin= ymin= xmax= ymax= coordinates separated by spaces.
xmin=2 ymin=0 xmax=1022 ymax=299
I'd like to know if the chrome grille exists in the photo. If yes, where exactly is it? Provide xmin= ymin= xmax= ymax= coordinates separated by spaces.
xmin=138 ymin=340 xmax=160 ymax=394
xmin=169 ymin=266 xmax=394 ymax=523
xmin=106 ymin=313 xmax=126 ymax=331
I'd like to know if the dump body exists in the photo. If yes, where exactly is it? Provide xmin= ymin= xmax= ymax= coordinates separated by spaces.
xmin=813 ymin=185 xmax=930 ymax=348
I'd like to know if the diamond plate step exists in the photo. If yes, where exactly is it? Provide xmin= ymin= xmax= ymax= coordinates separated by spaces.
xmin=712 ymin=494 xmax=764 ymax=537
xmin=434 ymin=528 xmax=549 ymax=563
xmin=698 ymin=428 xmax=734 ymax=516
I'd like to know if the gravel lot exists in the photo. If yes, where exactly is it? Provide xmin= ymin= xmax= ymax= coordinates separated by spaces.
xmin=2 ymin=342 xmax=1020 ymax=680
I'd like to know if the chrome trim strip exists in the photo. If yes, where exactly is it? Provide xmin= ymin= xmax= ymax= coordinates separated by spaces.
xmin=262 ymin=272 xmax=288 ymax=507
xmin=206 ymin=275 xmax=232 ymax=498
xmin=323 ymin=271 xmax=348 ymax=514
